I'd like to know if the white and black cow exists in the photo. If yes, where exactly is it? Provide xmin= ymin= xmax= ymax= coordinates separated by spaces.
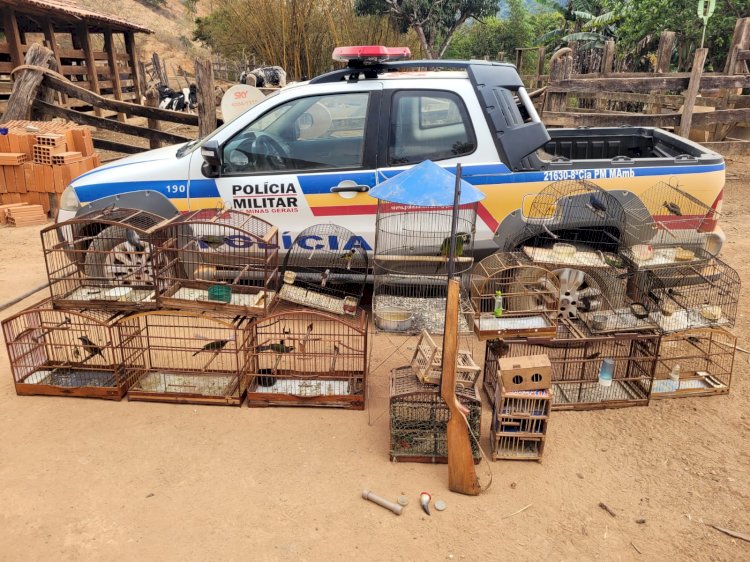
xmin=239 ymin=66 xmax=287 ymax=88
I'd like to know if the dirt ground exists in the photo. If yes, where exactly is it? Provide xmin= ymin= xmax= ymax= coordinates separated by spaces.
xmin=0 ymin=161 xmax=749 ymax=562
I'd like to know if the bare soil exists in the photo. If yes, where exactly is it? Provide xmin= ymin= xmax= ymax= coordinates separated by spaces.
xmin=0 ymin=160 xmax=748 ymax=561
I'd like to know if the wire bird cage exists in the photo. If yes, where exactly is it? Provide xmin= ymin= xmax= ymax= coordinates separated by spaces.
xmin=152 ymin=209 xmax=279 ymax=316
xmin=470 ymin=252 xmax=560 ymax=340
xmin=247 ymin=305 xmax=368 ymax=409
xmin=118 ymin=311 xmax=253 ymax=406
xmin=621 ymin=182 xmax=723 ymax=269
xmin=651 ymin=328 xmax=736 ymax=399
xmin=484 ymin=319 xmax=660 ymax=411
xmin=389 ymin=366 xmax=481 ymax=464
xmin=371 ymin=161 xmax=483 ymax=334
xmin=629 ymin=257 xmax=740 ymax=334
xmin=2 ymin=298 xmax=127 ymax=399
xmin=278 ymin=224 xmax=368 ymax=316
xmin=42 ymin=208 xmax=167 ymax=310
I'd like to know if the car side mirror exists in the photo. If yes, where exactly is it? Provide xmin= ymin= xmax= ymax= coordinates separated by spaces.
xmin=201 ymin=139 xmax=222 ymax=177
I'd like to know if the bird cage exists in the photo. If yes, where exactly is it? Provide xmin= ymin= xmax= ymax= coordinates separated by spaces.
xmin=651 ymin=328 xmax=736 ymax=399
xmin=247 ymin=304 xmax=368 ymax=409
xmin=470 ymin=252 xmax=559 ymax=339
xmin=410 ymin=329 xmax=481 ymax=388
xmin=630 ymin=257 xmax=740 ymax=334
xmin=370 ymin=161 xmax=484 ymax=334
xmin=621 ymin=182 xmax=722 ymax=269
xmin=484 ymin=319 xmax=660 ymax=411
xmin=2 ymin=298 xmax=127 ymax=400
xmin=389 ymin=365 xmax=481 ymax=464
xmin=152 ymin=208 xmax=279 ymax=316
xmin=41 ymin=207 xmax=167 ymax=310
xmin=510 ymin=180 xmax=627 ymax=270
xmin=278 ymin=224 xmax=368 ymax=316
xmin=118 ymin=310 xmax=253 ymax=406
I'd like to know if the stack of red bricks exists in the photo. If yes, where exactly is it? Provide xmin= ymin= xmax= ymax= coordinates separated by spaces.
xmin=0 ymin=120 xmax=101 ymax=215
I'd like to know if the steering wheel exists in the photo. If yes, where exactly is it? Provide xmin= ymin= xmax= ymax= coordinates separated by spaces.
xmin=250 ymin=132 xmax=290 ymax=170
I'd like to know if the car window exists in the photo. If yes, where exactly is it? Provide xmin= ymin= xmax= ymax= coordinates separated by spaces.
xmin=388 ymin=91 xmax=476 ymax=166
xmin=222 ymin=92 xmax=369 ymax=174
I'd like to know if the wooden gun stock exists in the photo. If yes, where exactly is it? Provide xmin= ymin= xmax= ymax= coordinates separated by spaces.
xmin=440 ymin=278 xmax=481 ymax=496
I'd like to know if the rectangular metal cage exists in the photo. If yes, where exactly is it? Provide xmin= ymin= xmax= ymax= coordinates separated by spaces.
xmin=41 ymin=208 xmax=167 ymax=311
xmin=152 ymin=209 xmax=279 ymax=316
xmin=2 ymin=298 xmax=128 ymax=400
xmin=389 ymin=366 xmax=481 ymax=464
xmin=247 ymin=304 xmax=368 ymax=409
xmin=118 ymin=310 xmax=253 ymax=406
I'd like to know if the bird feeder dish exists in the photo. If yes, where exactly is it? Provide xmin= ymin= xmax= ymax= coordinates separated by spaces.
xmin=41 ymin=208 xmax=167 ymax=311
xmin=2 ymin=298 xmax=128 ymax=400
xmin=118 ymin=310 xmax=253 ymax=406
xmin=152 ymin=209 xmax=279 ymax=316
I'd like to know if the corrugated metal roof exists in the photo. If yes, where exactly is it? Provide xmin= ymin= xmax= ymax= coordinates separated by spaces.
xmin=3 ymin=0 xmax=153 ymax=33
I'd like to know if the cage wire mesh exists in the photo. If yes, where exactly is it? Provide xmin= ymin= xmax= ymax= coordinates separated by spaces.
xmin=621 ymin=181 xmax=723 ymax=268
xmin=629 ymin=257 xmax=740 ymax=334
xmin=279 ymin=224 xmax=368 ymax=316
xmin=470 ymin=252 xmax=560 ymax=339
xmin=42 ymin=207 xmax=166 ymax=310
xmin=373 ymin=200 xmax=477 ymax=334
xmin=152 ymin=208 xmax=279 ymax=316
xmin=248 ymin=305 xmax=367 ymax=409
xmin=118 ymin=310 xmax=252 ymax=406
xmin=651 ymin=328 xmax=736 ymax=398
xmin=484 ymin=319 xmax=659 ymax=411
xmin=2 ymin=298 xmax=127 ymax=399
xmin=389 ymin=366 xmax=481 ymax=463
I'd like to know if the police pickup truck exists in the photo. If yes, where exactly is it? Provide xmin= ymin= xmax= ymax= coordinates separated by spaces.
xmin=59 ymin=46 xmax=726 ymax=256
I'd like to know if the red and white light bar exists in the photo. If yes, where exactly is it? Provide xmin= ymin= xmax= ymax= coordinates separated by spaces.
xmin=332 ymin=45 xmax=411 ymax=63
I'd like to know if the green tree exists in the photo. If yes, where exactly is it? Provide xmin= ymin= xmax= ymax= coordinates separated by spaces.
xmin=353 ymin=0 xmax=498 ymax=58
xmin=535 ymin=0 xmax=618 ymax=50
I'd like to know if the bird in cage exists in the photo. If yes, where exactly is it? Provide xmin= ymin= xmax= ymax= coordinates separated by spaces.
xmin=436 ymin=232 xmax=471 ymax=272
xmin=255 ymin=341 xmax=295 ymax=353
xmin=587 ymin=193 xmax=608 ymax=216
xmin=79 ymin=336 xmax=105 ymax=360
xmin=597 ymin=250 xmax=624 ymax=269
xmin=192 ymin=338 xmax=231 ymax=355
xmin=321 ymin=269 xmax=330 ymax=288
xmin=196 ymin=235 xmax=229 ymax=250
xmin=339 ymin=248 xmax=356 ymax=270
xmin=126 ymin=229 xmax=146 ymax=251
xmin=663 ymin=201 xmax=683 ymax=216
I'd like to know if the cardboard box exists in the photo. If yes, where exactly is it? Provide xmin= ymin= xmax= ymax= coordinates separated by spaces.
xmin=498 ymin=354 xmax=552 ymax=391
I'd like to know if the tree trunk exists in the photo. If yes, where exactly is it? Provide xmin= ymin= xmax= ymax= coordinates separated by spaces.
xmin=2 ymin=43 xmax=59 ymax=123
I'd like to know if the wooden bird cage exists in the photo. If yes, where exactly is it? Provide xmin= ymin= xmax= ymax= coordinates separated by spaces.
xmin=651 ymin=328 xmax=736 ymax=399
xmin=118 ymin=310 xmax=253 ymax=406
xmin=41 ymin=207 xmax=168 ymax=311
xmin=621 ymin=182 xmax=723 ymax=269
xmin=2 ymin=298 xmax=127 ymax=400
xmin=247 ymin=305 xmax=368 ymax=409
xmin=152 ymin=208 xmax=279 ymax=316
xmin=410 ymin=329 xmax=480 ymax=388
xmin=492 ymin=385 xmax=550 ymax=461
xmin=278 ymin=224 xmax=368 ymax=316
xmin=389 ymin=365 xmax=481 ymax=464
xmin=470 ymin=252 xmax=559 ymax=339
xmin=484 ymin=319 xmax=660 ymax=411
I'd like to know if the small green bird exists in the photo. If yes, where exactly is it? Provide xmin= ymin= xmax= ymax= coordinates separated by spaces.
xmin=436 ymin=232 xmax=470 ymax=272
xmin=197 ymin=235 xmax=229 ymax=250
xmin=79 ymin=336 xmax=105 ymax=360
xmin=255 ymin=341 xmax=295 ymax=353
xmin=192 ymin=339 xmax=230 ymax=355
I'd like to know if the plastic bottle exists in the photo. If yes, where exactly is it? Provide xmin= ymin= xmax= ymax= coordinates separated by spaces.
xmin=493 ymin=290 xmax=503 ymax=318
xmin=598 ymin=358 xmax=615 ymax=387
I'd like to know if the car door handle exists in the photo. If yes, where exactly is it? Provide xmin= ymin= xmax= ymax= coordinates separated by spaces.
xmin=330 ymin=184 xmax=370 ymax=193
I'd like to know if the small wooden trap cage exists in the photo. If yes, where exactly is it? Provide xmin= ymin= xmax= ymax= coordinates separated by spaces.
xmin=484 ymin=320 xmax=660 ymax=411
xmin=411 ymin=330 xmax=480 ymax=388
xmin=118 ymin=311 xmax=252 ymax=406
xmin=42 ymin=208 xmax=166 ymax=310
xmin=651 ymin=328 xmax=736 ymax=399
xmin=247 ymin=305 xmax=368 ymax=409
xmin=492 ymin=386 xmax=551 ymax=461
xmin=621 ymin=182 xmax=722 ymax=269
xmin=2 ymin=299 xmax=127 ymax=400
xmin=278 ymin=224 xmax=367 ymax=316
xmin=152 ymin=209 xmax=279 ymax=316
xmin=470 ymin=252 xmax=559 ymax=339
xmin=631 ymin=257 xmax=739 ymax=334
xmin=389 ymin=366 xmax=481 ymax=463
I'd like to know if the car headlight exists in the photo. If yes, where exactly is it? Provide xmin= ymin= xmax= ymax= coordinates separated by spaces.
xmin=59 ymin=185 xmax=80 ymax=212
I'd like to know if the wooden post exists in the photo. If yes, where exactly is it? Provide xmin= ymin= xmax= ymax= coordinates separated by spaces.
xmin=535 ymin=46 xmax=546 ymax=88
xmin=655 ymin=31 xmax=676 ymax=73
xmin=3 ymin=8 xmax=24 ymax=70
xmin=104 ymin=28 xmax=126 ymax=122
xmin=515 ymin=48 xmax=523 ymax=73
xmin=601 ymin=40 xmax=615 ymax=74
xmin=2 ymin=44 xmax=58 ymax=122
xmin=41 ymin=17 xmax=65 ymax=105
xmin=143 ymin=86 xmax=162 ymax=150
xmin=77 ymin=24 xmax=102 ymax=117
xmin=195 ymin=58 xmax=216 ymax=138
xmin=724 ymin=18 xmax=750 ymax=74
xmin=543 ymin=54 xmax=573 ymax=114
xmin=124 ymin=31 xmax=143 ymax=103
xmin=679 ymin=48 xmax=708 ymax=138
